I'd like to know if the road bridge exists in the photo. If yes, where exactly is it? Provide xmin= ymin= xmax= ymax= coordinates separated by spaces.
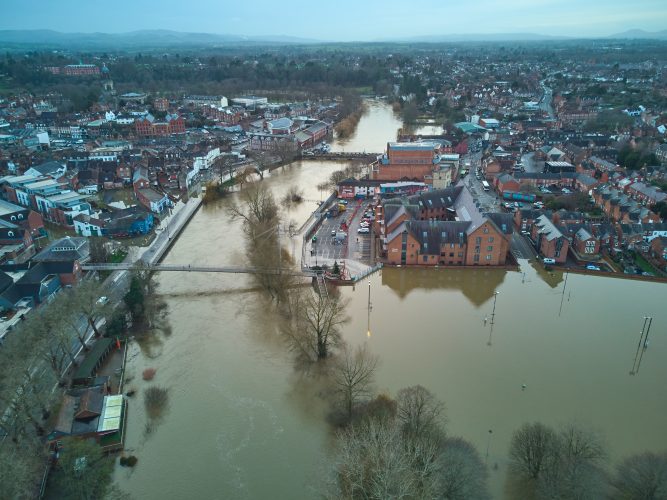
xmin=83 ymin=263 xmax=318 ymax=278
xmin=304 ymin=152 xmax=379 ymax=161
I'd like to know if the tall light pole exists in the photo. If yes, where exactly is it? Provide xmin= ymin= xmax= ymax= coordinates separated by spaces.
xmin=367 ymin=280 xmax=372 ymax=337
xmin=490 ymin=291 xmax=500 ymax=326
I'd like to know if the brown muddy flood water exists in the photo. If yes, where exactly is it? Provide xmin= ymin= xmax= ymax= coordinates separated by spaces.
xmin=116 ymin=103 xmax=667 ymax=499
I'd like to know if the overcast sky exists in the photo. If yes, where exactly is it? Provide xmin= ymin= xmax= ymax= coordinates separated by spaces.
xmin=2 ymin=0 xmax=666 ymax=41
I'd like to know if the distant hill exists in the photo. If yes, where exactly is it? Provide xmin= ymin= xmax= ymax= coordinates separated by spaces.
xmin=381 ymin=32 xmax=574 ymax=43
xmin=608 ymin=29 xmax=667 ymax=40
xmin=0 ymin=29 xmax=321 ymax=49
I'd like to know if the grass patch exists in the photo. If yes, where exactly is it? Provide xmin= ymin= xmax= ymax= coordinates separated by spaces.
xmin=634 ymin=253 xmax=657 ymax=274
xmin=110 ymin=249 xmax=128 ymax=263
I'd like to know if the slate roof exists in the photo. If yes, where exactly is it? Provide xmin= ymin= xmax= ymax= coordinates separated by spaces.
xmin=33 ymin=236 xmax=89 ymax=263
xmin=535 ymin=215 xmax=565 ymax=241
xmin=405 ymin=220 xmax=471 ymax=254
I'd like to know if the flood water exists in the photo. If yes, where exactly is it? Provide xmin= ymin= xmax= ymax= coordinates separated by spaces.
xmin=116 ymin=102 xmax=667 ymax=499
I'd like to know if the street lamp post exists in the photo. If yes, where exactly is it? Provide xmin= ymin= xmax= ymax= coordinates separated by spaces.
xmin=486 ymin=429 xmax=493 ymax=464
xmin=490 ymin=291 xmax=500 ymax=326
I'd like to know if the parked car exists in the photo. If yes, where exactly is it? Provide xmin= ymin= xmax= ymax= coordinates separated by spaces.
xmin=331 ymin=230 xmax=336 ymax=237
xmin=586 ymin=265 xmax=601 ymax=271
xmin=543 ymin=258 xmax=556 ymax=265
xmin=357 ymin=227 xmax=370 ymax=234
xmin=97 ymin=296 xmax=109 ymax=305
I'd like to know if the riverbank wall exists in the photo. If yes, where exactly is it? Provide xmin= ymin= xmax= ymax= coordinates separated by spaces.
xmin=141 ymin=197 xmax=202 ymax=266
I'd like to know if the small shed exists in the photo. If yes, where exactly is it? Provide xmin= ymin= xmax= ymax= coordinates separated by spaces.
xmin=72 ymin=338 xmax=114 ymax=386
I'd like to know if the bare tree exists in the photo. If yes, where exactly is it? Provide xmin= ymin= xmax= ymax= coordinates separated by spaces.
xmin=332 ymin=419 xmax=437 ymax=499
xmin=538 ymin=422 xmax=608 ymax=500
xmin=438 ymin=437 xmax=490 ymax=500
xmin=611 ymin=451 xmax=667 ymax=500
xmin=227 ymin=181 xmax=279 ymax=237
xmin=333 ymin=344 xmax=378 ymax=420
xmin=282 ymin=288 xmax=349 ymax=362
xmin=396 ymin=384 xmax=446 ymax=441
xmin=0 ymin=441 xmax=47 ymax=499
xmin=64 ymin=279 xmax=112 ymax=338
xmin=509 ymin=422 xmax=560 ymax=481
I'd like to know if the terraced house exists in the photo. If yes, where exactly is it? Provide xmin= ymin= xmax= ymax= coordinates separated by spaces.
xmin=378 ymin=186 xmax=513 ymax=266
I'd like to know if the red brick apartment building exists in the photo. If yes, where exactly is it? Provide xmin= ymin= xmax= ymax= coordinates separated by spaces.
xmin=379 ymin=186 xmax=513 ymax=266
xmin=371 ymin=142 xmax=440 ymax=183
xmin=135 ymin=114 xmax=185 ymax=137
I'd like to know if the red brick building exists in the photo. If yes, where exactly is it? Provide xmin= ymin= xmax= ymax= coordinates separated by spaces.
xmin=380 ymin=187 xmax=513 ymax=266
xmin=371 ymin=142 xmax=440 ymax=183
xmin=135 ymin=114 xmax=185 ymax=137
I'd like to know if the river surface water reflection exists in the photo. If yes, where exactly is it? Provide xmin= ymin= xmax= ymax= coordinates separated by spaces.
xmin=116 ymin=103 xmax=667 ymax=499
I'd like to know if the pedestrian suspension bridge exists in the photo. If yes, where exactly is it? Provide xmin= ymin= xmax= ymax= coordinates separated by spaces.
xmin=82 ymin=263 xmax=319 ymax=278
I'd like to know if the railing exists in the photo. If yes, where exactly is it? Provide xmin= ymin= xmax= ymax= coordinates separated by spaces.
xmin=82 ymin=263 xmax=317 ymax=277
xmin=350 ymin=263 xmax=383 ymax=283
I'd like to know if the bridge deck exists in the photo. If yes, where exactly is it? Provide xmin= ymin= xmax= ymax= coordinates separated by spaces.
xmin=83 ymin=263 xmax=317 ymax=277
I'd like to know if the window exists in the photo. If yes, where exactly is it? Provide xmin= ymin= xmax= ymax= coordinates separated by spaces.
xmin=450 ymin=243 xmax=454 ymax=248
xmin=486 ymin=255 xmax=492 ymax=261
xmin=475 ymin=237 xmax=482 ymax=244
xmin=423 ymin=255 xmax=428 ymax=262
xmin=474 ymin=254 xmax=480 ymax=262
xmin=487 ymin=246 xmax=493 ymax=252
xmin=483 ymin=227 xmax=489 ymax=233
xmin=458 ymin=252 xmax=463 ymax=258
xmin=488 ymin=236 xmax=494 ymax=243
xmin=449 ymin=253 xmax=454 ymax=257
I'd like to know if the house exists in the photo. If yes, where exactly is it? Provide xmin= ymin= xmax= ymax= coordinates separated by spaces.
xmin=642 ymin=222 xmax=667 ymax=242
xmin=533 ymin=215 xmax=569 ymax=263
xmin=132 ymin=168 xmax=150 ymax=190
xmin=75 ymin=206 xmax=154 ymax=238
xmin=626 ymin=182 xmax=666 ymax=206
xmin=0 ymin=220 xmax=36 ymax=264
xmin=24 ymin=160 xmax=66 ymax=179
xmin=48 ymin=379 xmax=127 ymax=452
xmin=649 ymin=236 xmax=667 ymax=270
xmin=0 ymin=262 xmax=62 ymax=309
xmin=572 ymin=227 xmax=601 ymax=258
xmin=136 ymin=188 xmax=170 ymax=213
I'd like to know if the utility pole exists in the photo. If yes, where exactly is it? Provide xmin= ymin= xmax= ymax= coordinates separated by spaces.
xmin=635 ymin=316 xmax=652 ymax=375
xmin=558 ymin=270 xmax=569 ymax=317
xmin=630 ymin=316 xmax=651 ymax=375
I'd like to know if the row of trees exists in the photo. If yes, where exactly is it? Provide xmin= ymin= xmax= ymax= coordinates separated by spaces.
xmin=509 ymin=421 xmax=667 ymax=499
xmin=330 ymin=385 xmax=490 ymax=499
xmin=0 ymin=278 xmax=116 ymax=497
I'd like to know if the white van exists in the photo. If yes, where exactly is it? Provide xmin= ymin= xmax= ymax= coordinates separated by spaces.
xmin=543 ymin=258 xmax=556 ymax=265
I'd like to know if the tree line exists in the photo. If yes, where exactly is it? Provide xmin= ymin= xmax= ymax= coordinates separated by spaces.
xmin=0 ymin=266 xmax=162 ymax=498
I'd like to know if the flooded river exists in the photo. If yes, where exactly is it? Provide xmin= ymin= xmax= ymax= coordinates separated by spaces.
xmin=116 ymin=102 xmax=667 ymax=499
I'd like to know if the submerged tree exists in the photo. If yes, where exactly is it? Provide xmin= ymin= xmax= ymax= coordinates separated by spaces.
xmin=611 ymin=451 xmax=667 ymax=500
xmin=333 ymin=344 xmax=378 ymax=420
xmin=329 ymin=387 xmax=489 ymax=499
xmin=282 ymin=287 xmax=349 ymax=363
xmin=509 ymin=421 xmax=609 ymax=499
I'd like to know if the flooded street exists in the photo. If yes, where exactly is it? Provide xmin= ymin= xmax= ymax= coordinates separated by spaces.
xmin=117 ymin=102 xmax=667 ymax=499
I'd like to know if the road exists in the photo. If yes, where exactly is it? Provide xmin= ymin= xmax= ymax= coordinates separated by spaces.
xmin=538 ymin=81 xmax=555 ymax=119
